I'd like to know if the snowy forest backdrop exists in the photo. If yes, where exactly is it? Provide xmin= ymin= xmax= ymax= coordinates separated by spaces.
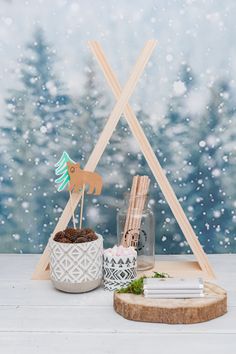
xmin=0 ymin=0 xmax=236 ymax=254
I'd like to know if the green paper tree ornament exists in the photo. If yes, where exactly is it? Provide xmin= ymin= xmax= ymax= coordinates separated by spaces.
xmin=55 ymin=151 xmax=75 ymax=192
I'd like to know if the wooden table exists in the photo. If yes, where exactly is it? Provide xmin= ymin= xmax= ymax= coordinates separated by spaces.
xmin=0 ymin=254 xmax=235 ymax=354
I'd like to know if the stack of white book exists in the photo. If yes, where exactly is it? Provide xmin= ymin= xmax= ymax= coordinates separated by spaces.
xmin=144 ymin=277 xmax=204 ymax=299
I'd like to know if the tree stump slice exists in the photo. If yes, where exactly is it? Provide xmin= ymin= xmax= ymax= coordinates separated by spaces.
xmin=114 ymin=282 xmax=227 ymax=324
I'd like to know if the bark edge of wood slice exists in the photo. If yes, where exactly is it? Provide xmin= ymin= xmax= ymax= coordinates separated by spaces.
xmin=113 ymin=282 xmax=227 ymax=324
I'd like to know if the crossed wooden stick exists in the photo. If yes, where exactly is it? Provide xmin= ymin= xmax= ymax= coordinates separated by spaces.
xmin=32 ymin=40 xmax=215 ymax=279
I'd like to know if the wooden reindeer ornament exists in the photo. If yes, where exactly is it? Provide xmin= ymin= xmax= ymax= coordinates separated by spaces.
xmin=67 ymin=161 xmax=103 ymax=228
xmin=55 ymin=151 xmax=103 ymax=229
xmin=67 ymin=161 xmax=103 ymax=195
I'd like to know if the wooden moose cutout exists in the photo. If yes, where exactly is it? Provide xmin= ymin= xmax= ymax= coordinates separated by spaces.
xmin=54 ymin=151 xmax=103 ymax=229
xmin=67 ymin=161 xmax=103 ymax=195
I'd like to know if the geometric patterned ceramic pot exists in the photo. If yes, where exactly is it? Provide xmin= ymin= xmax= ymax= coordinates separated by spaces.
xmin=103 ymin=252 xmax=137 ymax=291
xmin=50 ymin=234 xmax=103 ymax=293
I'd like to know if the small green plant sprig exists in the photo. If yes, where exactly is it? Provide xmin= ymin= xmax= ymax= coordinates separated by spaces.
xmin=117 ymin=272 xmax=169 ymax=295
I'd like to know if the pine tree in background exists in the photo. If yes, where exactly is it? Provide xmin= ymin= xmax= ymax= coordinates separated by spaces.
xmin=159 ymin=64 xmax=195 ymax=175
xmin=158 ymin=66 xmax=235 ymax=254
xmin=0 ymin=28 xmax=76 ymax=252
xmin=77 ymin=57 xmax=111 ymax=155
xmin=185 ymin=79 xmax=233 ymax=253
xmin=214 ymin=80 xmax=236 ymax=244
xmin=72 ymin=57 xmax=112 ymax=237
xmin=0 ymin=89 xmax=38 ymax=252
xmin=154 ymin=64 xmax=196 ymax=254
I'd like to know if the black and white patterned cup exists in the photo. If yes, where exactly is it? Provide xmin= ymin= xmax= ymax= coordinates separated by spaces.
xmin=50 ymin=234 xmax=103 ymax=293
xmin=103 ymin=252 xmax=137 ymax=291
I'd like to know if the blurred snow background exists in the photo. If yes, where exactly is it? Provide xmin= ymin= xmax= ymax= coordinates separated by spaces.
xmin=0 ymin=0 xmax=235 ymax=254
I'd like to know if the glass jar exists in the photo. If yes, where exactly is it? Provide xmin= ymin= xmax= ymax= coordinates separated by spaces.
xmin=117 ymin=193 xmax=155 ymax=271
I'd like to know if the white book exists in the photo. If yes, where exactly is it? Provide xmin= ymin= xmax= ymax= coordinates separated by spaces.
xmin=144 ymin=292 xmax=205 ymax=299
xmin=144 ymin=277 xmax=203 ymax=290
xmin=143 ymin=289 xmax=204 ymax=295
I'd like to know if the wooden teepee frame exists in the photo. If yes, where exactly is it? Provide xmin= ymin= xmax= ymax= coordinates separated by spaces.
xmin=32 ymin=40 xmax=215 ymax=280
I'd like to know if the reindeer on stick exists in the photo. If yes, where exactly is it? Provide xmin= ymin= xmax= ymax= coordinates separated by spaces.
xmin=55 ymin=151 xmax=103 ymax=228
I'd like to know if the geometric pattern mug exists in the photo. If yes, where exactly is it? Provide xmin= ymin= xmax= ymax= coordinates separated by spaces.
xmin=50 ymin=234 xmax=103 ymax=293
xmin=103 ymin=251 xmax=137 ymax=291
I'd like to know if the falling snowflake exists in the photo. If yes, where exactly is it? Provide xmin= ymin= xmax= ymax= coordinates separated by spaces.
xmin=213 ymin=210 xmax=221 ymax=218
xmin=212 ymin=169 xmax=221 ymax=177
xmin=173 ymin=81 xmax=187 ymax=96
xmin=199 ymin=140 xmax=206 ymax=148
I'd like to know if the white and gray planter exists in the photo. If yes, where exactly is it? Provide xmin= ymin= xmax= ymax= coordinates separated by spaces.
xmin=103 ymin=252 xmax=137 ymax=291
xmin=50 ymin=234 xmax=103 ymax=293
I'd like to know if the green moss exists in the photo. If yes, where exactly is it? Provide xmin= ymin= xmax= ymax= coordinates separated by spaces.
xmin=153 ymin=272 xmax=169 ymax=279
xmin=117 ymin=272 xmax=169 ymax=295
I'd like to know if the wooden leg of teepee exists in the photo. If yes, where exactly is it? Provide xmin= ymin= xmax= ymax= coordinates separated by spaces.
xmin=32 ymin=40 xmax=157 ymax=279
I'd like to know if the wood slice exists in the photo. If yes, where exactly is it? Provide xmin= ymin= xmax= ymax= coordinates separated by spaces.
xmin=114 ymin=282 xmax=227 ymax=324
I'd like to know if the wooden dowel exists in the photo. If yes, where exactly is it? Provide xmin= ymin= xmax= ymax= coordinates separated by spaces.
xmin=130 ymin=176 xmax=143 ymax=231
xmin=123 ymin=175 xmax=139 ymax=246
xmin=132 ymin=176 xmax=149 ymax=233
xmin=124 ymin=176 xmax=150 ymax=247
xmin=124 ymin=178 xmax=136 ymax=227
xmin=127 ymin=176 xmax=140 ymax=246
xmin=122 ymin=176 xmax=139 ymax=246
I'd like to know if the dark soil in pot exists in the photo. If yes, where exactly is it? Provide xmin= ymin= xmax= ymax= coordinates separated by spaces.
xmin=54 ymin=227 xmax=98 ymax=243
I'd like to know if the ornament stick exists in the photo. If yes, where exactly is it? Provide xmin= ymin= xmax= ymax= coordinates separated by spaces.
xmin=69 ymin=190 xmax=76 ymax=229
xmin=79 ymin=184 xmax=85 ymax=229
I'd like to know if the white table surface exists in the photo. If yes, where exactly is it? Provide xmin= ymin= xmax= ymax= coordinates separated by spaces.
xmin=0 ymin=254 xmax=236 ymax=354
